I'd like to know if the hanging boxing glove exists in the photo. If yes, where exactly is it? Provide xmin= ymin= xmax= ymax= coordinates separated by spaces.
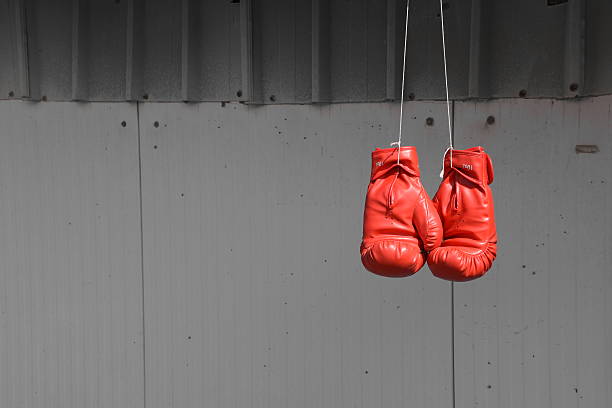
xmin=427 ymin=147 xmax=497 ymax=281
xmin=360 ymin=146 xmax=443 ymax=277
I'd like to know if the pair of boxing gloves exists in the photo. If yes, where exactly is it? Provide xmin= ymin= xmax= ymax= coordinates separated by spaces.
xmin=360 ymin=146 xmax=497 ymax=281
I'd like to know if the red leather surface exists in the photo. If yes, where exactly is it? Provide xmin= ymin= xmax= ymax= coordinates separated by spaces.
xmin=427 ymin=147 xmax=498 ymax=281
xmin=361 ymin=146 xmax=443 ymax=277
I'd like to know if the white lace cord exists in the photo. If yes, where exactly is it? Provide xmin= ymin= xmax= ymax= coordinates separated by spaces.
xmin=391 ymin=0 xmax=411 ymax=165
xmin=439 ymin=0 xmax=453 ymax=178
xmin=439 ymin=146 xmax=451 ymax=179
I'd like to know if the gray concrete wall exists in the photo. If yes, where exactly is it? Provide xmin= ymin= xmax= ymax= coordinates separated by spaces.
xmin=0 ymin=102 xmax=143 ymax=408
xmin=0 ymin=96 xmax=610 ymax=407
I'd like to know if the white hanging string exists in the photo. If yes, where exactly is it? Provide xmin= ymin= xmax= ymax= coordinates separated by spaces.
xmin=391 ymin=0 xmax=411 ymax=165
xmin=439 ymin=0 xmax=453 ymax=177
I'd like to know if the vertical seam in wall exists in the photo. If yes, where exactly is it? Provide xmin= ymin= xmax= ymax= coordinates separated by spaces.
xmin=136 ymin=101 xmax=147 ymax=408
xmin=450 ymin=100 xmax=456 ymax=408
xmin=21 ymin=0 xmax=33 ymax=98
xmin=451 ymin=282 xmax=456 ymax=408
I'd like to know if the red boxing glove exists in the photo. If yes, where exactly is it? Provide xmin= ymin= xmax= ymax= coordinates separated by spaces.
xmin=361 ymin=146 xmax=443 ymax=277
xmin=428 ymin=147 xmax=497 ymax=281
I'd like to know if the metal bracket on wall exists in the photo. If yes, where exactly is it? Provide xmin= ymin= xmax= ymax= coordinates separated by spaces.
xmin=239 ymin=0 xmax=257 ymax=103
xmin=468 ymin=0 xmax=482 ymax=98
xmin=7 ymin=0 xmax=31 ymax=99
xmin=71 ymin=0 xmax=89 ymax=101
xmin=563 ymin=0 xmax=585 ymax=97
xmin=125 ymin=0 xmax=145 ymax=101
xmin=385 ymin=0 xmax=398 ymax=101
xmin=312 ymin=0 xmax=331 ymax=103
xmin=181 ymin=0 xmax=201 ymax=102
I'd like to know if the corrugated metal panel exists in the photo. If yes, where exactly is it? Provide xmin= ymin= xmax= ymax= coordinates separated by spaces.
xmin=139 ymin=101 xmax=454 ymax=408
xmin=0 ymin=0 xmax=29 ymax=98
xmin=254 ymin=0 xmax=312 ymax=103
xmin=1 ymin=0 xmax=612 ymax=102
xmin=585 ymin=0 xmax=612 ymax=95
xmin=0 ymin=1 xmax=14 ymax=94
xmin=327 ymin=0 xmax=388 ymax=101
xmin=403 ymin=0 xmax=472 ymax=100
xmin=0 ymin=101 xmax=144 ymax=407
xmin=479 ymin=1 xmax=566 ymax=98
xmin=25 ymin=0 xmax=72 ymax=99
xmin=453 ymin=96 xmax=612 ymax=408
